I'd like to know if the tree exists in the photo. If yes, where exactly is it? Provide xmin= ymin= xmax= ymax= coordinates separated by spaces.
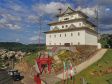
xmin=108 ymin=34 xmax=112 ymax=48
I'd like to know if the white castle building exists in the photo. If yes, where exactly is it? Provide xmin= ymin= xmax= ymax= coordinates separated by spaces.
xmin=43 ymin=7 xmax=100 ymax=48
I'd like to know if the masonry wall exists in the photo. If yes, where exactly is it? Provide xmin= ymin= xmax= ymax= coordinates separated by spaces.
xmin=75 ymin=45 xmax=98 ymax=57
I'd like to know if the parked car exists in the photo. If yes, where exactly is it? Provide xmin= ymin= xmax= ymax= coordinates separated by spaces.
xmin=12 ymin=73 xmax=21 ymax=81
xmin=8 ymin=70 xmax=18 ymax=76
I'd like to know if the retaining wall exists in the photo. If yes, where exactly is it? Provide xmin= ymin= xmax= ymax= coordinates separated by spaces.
xmin=39 ymin=47 xmax=76 ymax=56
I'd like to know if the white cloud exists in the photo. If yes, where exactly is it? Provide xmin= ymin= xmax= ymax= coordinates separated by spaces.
xmin=27 ymin=15 xmax=39 ymax=23
xmin=94 ymin=0 xmax=112 ymax=6
xmin=100 ymin=24 xmax=112 ymax=30
xmin=0 ymin=19 xmax=7 ymax=24
xmin=34 ymin=31 xmax=38 ymax=34
xmin=34 ymin=30 xmax=44 ymax=34
xmin=60 ymin=0 xmax=66 ymax=1
xmin=4 ymin=0 xmax=29 ymax=13
xmin=32 ymin=2 xmax=74 ymax=16
xmin=16 ymin=38 xmax=20 ymax=42
xmin=6 ymin=24 xmax=22 ymax=30
xmin=1 ymin=14 xmax=21 ymax=22
xmin=73 ymin=0 xmax=88 ymax=7
xmin=29 ymin=36 xmax=44 ymax=41
xmin=105 ymin=8 xmax=110 ymax=11
xmin=76 ymin=6 xmax=96 ymax=17
xmin=76 ymin=6 xmax=112 ymax=34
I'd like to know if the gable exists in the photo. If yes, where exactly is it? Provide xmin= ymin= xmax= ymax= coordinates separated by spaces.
xmin=69 ymin=24 xmax=76 ymax=28
xmin=63 ymin=7 xmax=75 ymax=14
xmin=53 ymin=26 xmax=59 ymax=30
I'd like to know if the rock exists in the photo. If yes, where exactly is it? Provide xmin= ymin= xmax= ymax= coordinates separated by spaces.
xmin=105 ymin=61 xmax=109 ymax=63
xmin=97 ymin=64 xmax=102 ymax=67
xmin=88 ymin=71 xmax=95 ymax=75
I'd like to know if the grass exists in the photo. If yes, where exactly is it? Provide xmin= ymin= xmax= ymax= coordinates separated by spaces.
xmin=58 ymin=50 xmax=70 ymax=61
xmin=40 ymin=49 xmax=50 ymax=52
xmin=58 ymin=50 xmax=62 ymax=54
xmin=25 ymin=52 xmax=38 ymax=65
xmin=56 ymin=50 xmax=112 ymax=84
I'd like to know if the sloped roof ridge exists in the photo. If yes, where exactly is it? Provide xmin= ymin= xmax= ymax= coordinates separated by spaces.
xmin=62 ymin=6 xmax=75 ymax=14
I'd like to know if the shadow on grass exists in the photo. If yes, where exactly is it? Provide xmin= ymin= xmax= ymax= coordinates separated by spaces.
xmin=106 ymin=80 xmax=111 ymax=84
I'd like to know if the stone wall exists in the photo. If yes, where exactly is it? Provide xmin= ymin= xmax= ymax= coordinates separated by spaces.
xmin=46 ymin=45 xmax=97 ymax=57
xmin=75 ymin=45 xmax=97 ymax=57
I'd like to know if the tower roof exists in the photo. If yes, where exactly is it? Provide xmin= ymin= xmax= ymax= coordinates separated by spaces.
xmin=47 ymin=18 xmax=96 ymax=27
xmin=43 ymin=27 xmax=99 ymax=34
xmin=62 ymin=7 xmax=75 ymax=14
xmin=56 ymin=7 xmax=89 ymax=18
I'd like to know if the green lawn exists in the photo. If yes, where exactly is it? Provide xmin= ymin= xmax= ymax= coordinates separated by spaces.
xmin=56 ymin=50 xmax=112 ymax=84
xmin=58 ymin=50 xmax=70 ymax=61
xmin=25 ymin=52 xmax=38 ymax=65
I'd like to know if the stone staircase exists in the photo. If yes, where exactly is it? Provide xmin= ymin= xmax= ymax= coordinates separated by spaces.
xmin=0 ymin=69 xmax=13 ymax=84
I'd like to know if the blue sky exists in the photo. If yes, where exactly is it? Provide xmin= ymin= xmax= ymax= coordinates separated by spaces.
xmin=0 ymin=0 xmax=112 ymax=44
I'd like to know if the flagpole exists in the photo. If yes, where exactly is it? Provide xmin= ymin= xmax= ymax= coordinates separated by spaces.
xmin=63 ymin=59 xmax=64 ymax=84
xmin=70 ymin=73 xmax=71 ymax=84
xmin=74 ymin=75 xmax=75 ymax=84
xmin=67 ymin=67 xmax=68 ymax=84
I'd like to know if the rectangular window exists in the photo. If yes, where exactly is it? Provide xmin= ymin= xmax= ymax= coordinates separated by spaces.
xmin=65 ymin=34 xmax=66 ymax=37
xmin=64 ymin=18 xmax=69 ymax=20
xmin=78 ymin=32 xmax=80 ymax=36
xmin=66 ymin=25 xmax=68 ymax=28
xmin=62 ymin=25 xmax=64 ymax=28
xmin=71 ymin=33 xmax=73 ymax=36
xmin=49 ymin=35 xmax=51 ymax=38
xmin=54 ymin=35 xmax=56 ymax=38
xmin=79 ymin=23 xmax=81 ymax=26
xmin=60 ymin=34 xmax=61 ymax=37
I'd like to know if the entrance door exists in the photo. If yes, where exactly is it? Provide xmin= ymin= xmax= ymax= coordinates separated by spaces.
xmin=64 ymin=43 xmax=70 ymax=47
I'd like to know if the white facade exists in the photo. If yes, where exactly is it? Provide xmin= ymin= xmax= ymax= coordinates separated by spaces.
xmin=46 ymin=29 xmax=97 ymax=46
xmin=58 ymin=13 xmax=85 ymax=22
xmin=44 ymin=7 xmax=98 ymax=46
xmin=50 ymin=21 xmax=84 ymax=30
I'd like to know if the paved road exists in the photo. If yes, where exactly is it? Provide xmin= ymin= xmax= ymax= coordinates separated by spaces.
xmin=13 ymin=80 xmax=24 ymax=84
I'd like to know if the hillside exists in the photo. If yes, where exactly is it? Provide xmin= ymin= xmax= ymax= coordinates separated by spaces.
xmin=14 ymin=52 xmax=39 ymax=77
xmin=0 ymin=42 xmax=46 ymax=53
xmin=56 ymin=50 xmax=112 ymax=84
